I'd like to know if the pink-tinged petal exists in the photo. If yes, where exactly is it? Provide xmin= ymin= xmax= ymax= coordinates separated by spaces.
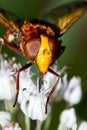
xmin=2 ymin=126 xmax=9 ymax=130
xmin=2 ymin=123 xmax=21 ymax=130
xmin=0 ymin=111 xmax=11 ymax=127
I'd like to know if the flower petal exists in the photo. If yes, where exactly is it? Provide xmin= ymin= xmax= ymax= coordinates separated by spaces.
xmin=60 ymin=108 xmax=77 ymax=129
xmin=0 ymin=55 xmax=16 ymax=100
xmin=2 ymin=123 xmax=21 ymax=130
xmin=0 ymin=111 xmax=11 ymax=127
xmin=78 ymin=122 xmax=87 ymax=130
xmin=0 ymin=75 xmax=16 ymax=100
xmin=64 ymin=76 xmax=82 ymax=105
xmin=20 ymin=93 xmax=51 ymax=121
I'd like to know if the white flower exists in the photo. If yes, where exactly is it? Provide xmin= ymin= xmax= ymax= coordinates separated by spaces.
xmin=0 ymin=111 xmax=11 ymax=127
xmin=20 ymin=91 xmax=50 ymax=121
xmin=0 ymin=111 xmax=21 ymax=130
xmin=42 ymin=71 xmax=57 ymax=90
xmin=50 ymin=64 xmax=82 ymax=106
xmin=60 ymin=108 xmax=77 ymax=129
xmin=78 ymin=122 xmax=87 ymax=130
xmin=42 ymin=65 xmax=69 ymax=92
xmin=18 ymin=70 xmax=51 ymax=121
xmin=64 ymin=76 xmax=82 ymax=105
xmin=17 ymin=68 xmax=33 ymax=103
xmin=2 ymin=123 xmax=21 ymax=130
xmin=47 ymin=70 xmax=82 ymax=105
xmin=52 ymin=73 xmax=68 ymax=100
xmin=0 ymin=55 xmax=16 ymax=100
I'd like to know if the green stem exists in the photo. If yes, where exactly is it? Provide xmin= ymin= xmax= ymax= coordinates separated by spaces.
xmin=25 ymin=116 xmax=30 ymax=130
xmin=43 ymin=115 xmax=51 ymax=130
xmin=35 ymin=120 xmax=42 ymax=130
xmin=4 ymin=100 xmax=15 ymax=113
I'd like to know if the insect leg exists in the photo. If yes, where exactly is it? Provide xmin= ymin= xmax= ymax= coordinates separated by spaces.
xmin=45 ymin=68 xmax=60 ymax=113
xmin=13 ymin=62 xmax=32 ymax=107
xmin=4 ymin=40 xmax=23 ymax=55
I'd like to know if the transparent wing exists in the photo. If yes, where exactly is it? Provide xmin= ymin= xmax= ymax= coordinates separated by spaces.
xmin=0 ymin=7 xmax=24 ymax=30
xmin=0 ymin=7 xmax=25 ymax=55
xmin=41 ymin=1 xmax=87 ymax=35
xmin=0 ymin=7 xmax=24 ymax=23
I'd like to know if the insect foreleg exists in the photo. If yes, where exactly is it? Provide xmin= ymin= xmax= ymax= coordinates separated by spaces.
xmin=45 ymin=68 xmax=60 ymax=113
xmin=13 ymin=62 xmax=32 ymax=107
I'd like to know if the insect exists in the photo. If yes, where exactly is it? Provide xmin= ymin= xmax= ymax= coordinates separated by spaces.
xmin=0 ymin=1 xmax=87 ymax=113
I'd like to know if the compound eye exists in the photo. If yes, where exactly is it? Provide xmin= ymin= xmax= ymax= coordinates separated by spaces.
xmin=23 ymin=38 xmax=41 ymax=60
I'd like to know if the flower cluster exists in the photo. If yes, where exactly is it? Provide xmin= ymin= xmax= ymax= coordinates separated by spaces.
xmin=18 ymin=70 xmax=51 ymax=121
xmin=0 ymin=54 xmax=16 ymax=100
xmin=0 ymin=53 xmax=85 ymax=129
xmin=0 ymin=111 xmax=21 ymax=130
xmin=58 ymin=108 xmax=87 ymax=130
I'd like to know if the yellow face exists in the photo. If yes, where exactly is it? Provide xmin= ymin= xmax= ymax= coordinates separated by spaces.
xmin=35 ymin=35 xmax=52 ymax=73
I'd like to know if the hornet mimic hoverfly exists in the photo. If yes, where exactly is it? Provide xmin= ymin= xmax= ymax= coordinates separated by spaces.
xmin=0 ymin=1 xmax=87 ymax=113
